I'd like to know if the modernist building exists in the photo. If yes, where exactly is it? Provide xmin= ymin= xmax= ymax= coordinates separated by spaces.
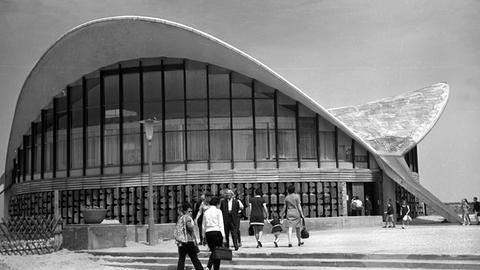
xmin=2 ymin=16 xmax=461 ymax=224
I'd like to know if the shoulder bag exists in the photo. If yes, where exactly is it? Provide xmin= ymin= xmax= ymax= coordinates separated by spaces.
xmin=300 ymin=218 xmax=309 ymax=239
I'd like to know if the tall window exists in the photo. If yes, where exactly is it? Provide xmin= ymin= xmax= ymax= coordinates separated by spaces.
xmin=123 ymin=71 xmax=141 ymax=168
xmin=354 ymin=141 xmax=368 ymax=168
xmin=298 ymin=104 xmax=316 ymax=167
xmin=143 ymin=68 xmax=163 ymax=164
xmin=318 ymin=117 xmax=335 ymax=167
xmin=34 ymin=122 xmax=42 ymax=179
xmin=164 ymin=59 xmax=185 ymax=165
xmin=277 ymin=93 xmax=297 ymax=163
xmin=44 ymin=105 xmax=54 ymax=176
xmin=209 ymin=66 xmax=231 ymax=163
xmin=186 ymin=61 xmax=208 ymax=162
xmin=254 ymin=82 xmax=276 ymax=168
xmin=337 ymin=129 xmax=353 ymax=168
xmin=104 ymin=74 xmax=120 ymax=169
xmin=56 ymin=95 xmax=68 ymax=176
xmin=24 ymin=135 xmax=31 ymax=180
xmin=231 ymin=72 xmax=253 ymax=165
xmin=70 ymin=83 xmax=83 ymax=173
xmin=86 ymin=72 xmax=101 ymax=171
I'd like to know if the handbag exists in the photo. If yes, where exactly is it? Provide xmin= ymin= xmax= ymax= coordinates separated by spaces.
xmin=213 ymin=247 xmax=232 ymax=260
xmin=173 ymin=216 xmax=188 ymax=245
xmin=248 ymin=225 xmax=254 ymax=236
xmin=300 ymin=218 xmax=309 ymax=239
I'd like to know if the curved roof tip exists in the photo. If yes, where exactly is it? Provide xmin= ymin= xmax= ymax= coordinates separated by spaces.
xmin=329 ymin=82 xmax=449 ymax=156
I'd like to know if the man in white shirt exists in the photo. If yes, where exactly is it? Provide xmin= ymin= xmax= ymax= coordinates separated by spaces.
xmin=220 ymin=189 xmax=244 ymax=250
xmin=202 ymin=196 xmax=225 ymax=270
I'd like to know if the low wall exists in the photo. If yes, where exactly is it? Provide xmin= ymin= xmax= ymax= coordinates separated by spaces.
xmin=126 ymin=216 xmax=383 ymax=242
xmin=63 ymin=224 xmax=127 ymax=250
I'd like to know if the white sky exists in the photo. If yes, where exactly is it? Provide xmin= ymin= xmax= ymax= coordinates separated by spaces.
xmin=0 ymin=0 xmax=479 ymax=202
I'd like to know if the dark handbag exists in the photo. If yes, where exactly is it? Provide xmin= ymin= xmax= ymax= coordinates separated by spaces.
xmin=300 ymin=218 xmax=309 ymax=239
xmin=213 ymin=247 xmax=232 ymax=260
xmin=248 ymin=225 xmax=254 ymax=236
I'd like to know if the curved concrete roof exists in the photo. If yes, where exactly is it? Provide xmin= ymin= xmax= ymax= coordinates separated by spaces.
xmin=329 ymin=83 xmax=449 ymax=155
xmin=6 ymin=16 xmax=375 ymax=181
xmin=5 ymin=16 xmax=448 ymax=186
xmin=5 ymin=16 xmax=457 ymax=222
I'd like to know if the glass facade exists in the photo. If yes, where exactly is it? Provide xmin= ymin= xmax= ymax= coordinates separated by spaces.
xmin=13 ymin=57 xmax=378 ymax=182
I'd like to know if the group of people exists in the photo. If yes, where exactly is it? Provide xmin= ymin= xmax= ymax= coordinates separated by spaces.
xmin=383 ymin=199 xmax=413 ymax=229
xmin=175 ymin=184 xmax=307 ymax=270
xmin=460 ymin=197 xmax=480 ymax=226
xmin=350 ymin=196 xmax=373 ymax=216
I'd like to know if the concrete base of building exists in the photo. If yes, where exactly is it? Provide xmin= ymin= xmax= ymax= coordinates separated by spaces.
xmin=62 ymin=224 xmax=127 ymax=250
xmin=125 ymin=216 xmax=383 ymax=243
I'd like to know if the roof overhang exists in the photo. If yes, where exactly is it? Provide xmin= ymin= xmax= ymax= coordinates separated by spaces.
xmin=6 ymin=16 xmax=449 ymax=189
xmin=6 ymin=16 xmax=377 ymax=185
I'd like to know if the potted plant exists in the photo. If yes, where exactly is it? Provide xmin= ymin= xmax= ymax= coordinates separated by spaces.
xmin=82 ymin=205 xmax=107 ymax=224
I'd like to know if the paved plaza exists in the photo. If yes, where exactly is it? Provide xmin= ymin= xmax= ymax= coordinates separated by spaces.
xmin=100 ymin=219 xmax=480 ymax=256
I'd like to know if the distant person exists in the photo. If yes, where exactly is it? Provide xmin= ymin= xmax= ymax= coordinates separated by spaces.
xmin=365 ymin=196 xmax=373 ymax=216
xmin=219 ymin=189 xmax=243 ymax=250
xmin=473 ymin=197 xmax=480 ymax=225
xmin=461 ymin=198 xmax=471 ymax=226
xmin=194 ymin=191 xmax=211 ymax=245
xmin=280 ymin=184 xmax=305 ymax=247
xmin=351 ymin=196 xmax=363 ymax=216
xmin=383 ymin=199 xmax=395 ymax=228
xmin=176 ymin=202 xmax=204 ymax=270
xmin=399 ymin=200 xmax=412 ymax=229
xmin=202 ymin=196 xmax=225 ymax=270
xmin=269 ymin=212 xmax=283 ymax=247
xmin=233 ymin=189 xmax=245 ymax=247
xmin=249 ymin=188 xmax=268 ymax=248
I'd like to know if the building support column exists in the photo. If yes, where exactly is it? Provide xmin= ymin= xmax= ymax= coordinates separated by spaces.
xmin=340 ymin=181 xmax=348 ymax=217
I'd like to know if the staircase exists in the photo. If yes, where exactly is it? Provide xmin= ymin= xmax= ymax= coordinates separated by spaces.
xmin=87 ymin=250 xmax=480 ymax=269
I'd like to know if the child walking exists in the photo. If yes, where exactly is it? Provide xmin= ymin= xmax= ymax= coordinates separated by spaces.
xmin=270 ymin=212 xmax=283 ymax=247
xmin=400 ymin=200 xmax=412 ymax=229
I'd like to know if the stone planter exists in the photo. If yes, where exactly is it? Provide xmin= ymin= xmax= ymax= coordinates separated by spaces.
xmin=82 ymin=208 xmax=107 ymax=224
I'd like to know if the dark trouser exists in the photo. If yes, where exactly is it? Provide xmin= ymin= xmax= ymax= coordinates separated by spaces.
xmin=206 ymin=231 xmax=223 ymax=270
xmin=197 ymin=217 xmax=204 ymax=244
xmin=177 ymin=241 xmax=203 ymax=270
xmin=224 ymin=214 xmax=239 ymax=249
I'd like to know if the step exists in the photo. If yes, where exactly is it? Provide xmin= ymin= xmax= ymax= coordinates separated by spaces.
xmin=84 ymin=250 xmax=480 ymax=262
xmin=101 ymin=261 xmax=480 ymax=270
xmin=94 ymin=256 xmax=480 ymax=269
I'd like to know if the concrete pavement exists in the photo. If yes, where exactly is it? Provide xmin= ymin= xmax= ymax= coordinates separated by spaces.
xmin=92 ymin=218 xmax=480 ymax=256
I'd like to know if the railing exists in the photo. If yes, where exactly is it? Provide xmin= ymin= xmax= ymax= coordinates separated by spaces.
xmin=0 ymin=215 xmax=62 ymax=255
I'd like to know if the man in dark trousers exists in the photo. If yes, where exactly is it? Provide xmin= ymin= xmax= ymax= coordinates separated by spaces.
xmin=220 ymin=189 xmax=243 ymax=250
xmin=473 ymin=197 xmax=480 ymax=225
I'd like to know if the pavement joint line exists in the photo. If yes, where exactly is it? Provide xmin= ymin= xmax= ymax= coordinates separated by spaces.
xmin=97 ymin=256 xmax=480 ymax=264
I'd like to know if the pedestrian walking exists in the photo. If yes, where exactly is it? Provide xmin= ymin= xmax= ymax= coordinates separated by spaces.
xmin=220 ymin=189 xmax=243 ymax=250
xmin=383 ymin=199 xmax=395 ymax=228
xmin=202 ymin=196 xmax=225 ymax=270
xmin=269 ymin=212 xmax=283 ymax=247
xmin=365 ymin=196 xmax=373 ymax=216
xmin=351 ymin=196 xmax=363 ymax=216
xmin=233 ymin=190 xmax=245 ymax=247
xmin=473 ymin=197 xmax=480 ymax=225
xmin=249 ymin=187 xmax=268 ymax=248
xmin=461 ymin=198 xmax=471 ymax=226
xmin=280 ymin=184 xmax=305 ymax=247
xmin=399 ymin=200 xmax=412 ymax=229
xmin=175 ymin=202 xmax=204 ymax=270
xmin=194 ymin=191 xmax=211 ymax=245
